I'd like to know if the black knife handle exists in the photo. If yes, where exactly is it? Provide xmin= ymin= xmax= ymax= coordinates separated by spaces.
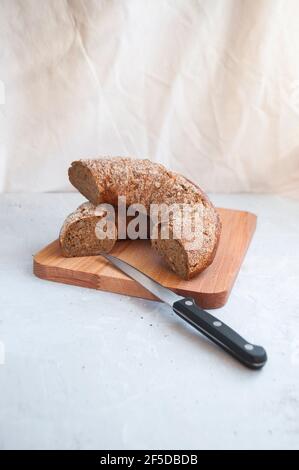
xmin=173 ymin=298 xmax=267 ymax=369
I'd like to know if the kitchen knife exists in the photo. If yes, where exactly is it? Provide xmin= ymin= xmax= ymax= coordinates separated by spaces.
xmin=102 ymin=254 xmax=267 ymax=369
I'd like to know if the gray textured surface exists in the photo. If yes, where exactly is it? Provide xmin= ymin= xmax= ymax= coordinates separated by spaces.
xmin=0 ymin=193 xmax=298 ymax=450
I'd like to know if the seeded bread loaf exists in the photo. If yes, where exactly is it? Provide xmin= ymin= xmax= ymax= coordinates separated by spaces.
xmin=68 ymin=158 xmax=221 ymax=279
xmin=59 ymin=202 xmax=117 ymax=257
xmin=69 ymin=158 xmax=215 ymax=208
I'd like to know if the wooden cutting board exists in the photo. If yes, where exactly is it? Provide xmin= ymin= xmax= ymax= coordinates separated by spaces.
xmin=33 ymin=208 xmax=256 ymax=309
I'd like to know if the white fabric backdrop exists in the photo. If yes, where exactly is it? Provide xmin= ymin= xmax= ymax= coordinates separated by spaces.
xmin=1 ymin=0 xmax=299 ymax=196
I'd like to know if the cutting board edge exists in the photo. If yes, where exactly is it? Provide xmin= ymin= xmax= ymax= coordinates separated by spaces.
xmin=33 ymin=258 xmax=230 ymax=309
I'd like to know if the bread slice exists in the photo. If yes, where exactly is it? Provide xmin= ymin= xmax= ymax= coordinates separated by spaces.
xmin=68 ymin=158 xmax=221 ymax=278
xmin=59 ymin=202 xmax=117 ymax=257
xmin=151 ymin=204 xmax=221 ymax=279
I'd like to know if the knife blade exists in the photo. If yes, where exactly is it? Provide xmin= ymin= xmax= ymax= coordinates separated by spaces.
xmin=102 ymin=253 xmax=267 ymax=369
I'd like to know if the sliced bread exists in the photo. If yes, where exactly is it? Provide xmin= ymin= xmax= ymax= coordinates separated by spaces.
xmin=59 ymin=202 xmax=117 ymax=257
xmin=68 ymin=158 xmax=221 ymax=278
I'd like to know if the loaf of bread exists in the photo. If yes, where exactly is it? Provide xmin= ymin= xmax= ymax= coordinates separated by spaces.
xmin=151 ymin=204 xmax=220 ymax=279
xmin=68 ymin=158 xmax=221 ymax=279
xmin=59 ymin=202 xmax=117 ymax=257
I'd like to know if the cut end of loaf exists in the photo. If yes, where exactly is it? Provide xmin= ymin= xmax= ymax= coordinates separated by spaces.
xmin=151 ymin=238 xmax=190 ymax=280
xmin=68 ymin=161 xmax=103 ymax=206
xmin=60 ymin=216 xmax=116 ymax=258
xmin=151 ymin=236 xmax=216 ymax=280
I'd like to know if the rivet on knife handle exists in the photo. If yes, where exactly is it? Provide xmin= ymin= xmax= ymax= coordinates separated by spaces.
xmin=173 ymin=298 xmax=267 ymax=369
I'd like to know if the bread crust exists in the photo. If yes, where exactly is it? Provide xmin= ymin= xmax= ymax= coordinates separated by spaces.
xmin=68 ymin=158 xmax=221 ymax=278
